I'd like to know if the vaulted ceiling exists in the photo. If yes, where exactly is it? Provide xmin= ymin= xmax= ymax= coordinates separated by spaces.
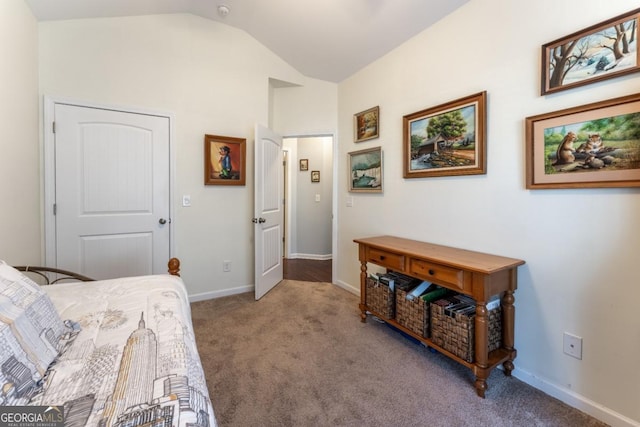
xmin=25 ymin=0 xmax=469 ymax=82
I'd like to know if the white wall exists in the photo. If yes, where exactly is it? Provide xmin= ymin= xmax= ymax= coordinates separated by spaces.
xmin=0 ymin=0 xmax=40 ymax=265
xmin=38 ymin=14 xmax=316 ymax=299
xmin=336 ymin=0 xmax=640 ymax=425
xmin=271 ymin=78 xmax=338 ymax=136
xmin=294 ymin=137 xmax=333 ymax=258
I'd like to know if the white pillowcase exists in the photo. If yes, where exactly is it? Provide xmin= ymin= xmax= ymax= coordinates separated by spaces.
xmin=0 ymin=260 xmax=68 ymax=404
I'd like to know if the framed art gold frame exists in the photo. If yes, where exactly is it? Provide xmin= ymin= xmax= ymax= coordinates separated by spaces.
xmin=403 ymin=92 xmax=486 ymax=179
xmin=204 ymin=134 xmax=246 ymax=185
xmin=300 ymin=159 xmax=309 ymax=171
xmin=354 ymin=106 xmax=380 ymax=143
xmin=525 ymin=93 xmax=640 ymax=189
xmin=541 ymin=8 xmax=640 ymax=95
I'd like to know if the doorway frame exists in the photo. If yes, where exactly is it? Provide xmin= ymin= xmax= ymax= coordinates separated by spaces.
xmin=42 ymin=95 xmax=176 ymax=266
xmin=282 ymin=132 xmax=337 ymax=285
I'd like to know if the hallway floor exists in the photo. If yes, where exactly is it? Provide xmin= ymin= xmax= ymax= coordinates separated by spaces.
xmin=283 ymin=258 xmax=331 ymax=282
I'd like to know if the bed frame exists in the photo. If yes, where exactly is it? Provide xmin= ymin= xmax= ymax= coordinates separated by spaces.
xmin=14 ymin=257 xmax=181 ymax=285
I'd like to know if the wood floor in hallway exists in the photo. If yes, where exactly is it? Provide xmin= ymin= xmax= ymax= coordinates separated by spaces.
xmin=283 ymin=258 xmax=332 ymax=282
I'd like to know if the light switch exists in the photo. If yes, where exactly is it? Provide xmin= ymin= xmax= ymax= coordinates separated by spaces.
xmin=315 ymin=194 xmax=321 ymax=202
xmin=346 ymin=196 xmax=353 ymax=207
xmin=182 ymin=195 xmax=191 ymax=207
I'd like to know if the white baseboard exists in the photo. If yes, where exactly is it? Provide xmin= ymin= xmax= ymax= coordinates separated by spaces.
xmin=334 ymin=279 xmax=359 ymax=296
xmin=288 ymin=253 xmax=332 ymax=261
xmin=188 ymin=285 xmax=254 ymax=303
xmin=512 ymin=366 xmax=639 ymax=427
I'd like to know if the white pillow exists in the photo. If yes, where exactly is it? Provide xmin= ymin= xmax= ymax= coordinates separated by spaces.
xmin=0 ymin=261 xmax=68 ymax=404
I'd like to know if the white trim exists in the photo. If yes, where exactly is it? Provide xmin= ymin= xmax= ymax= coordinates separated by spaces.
xmin=283 ymin=146 xmax=294 ymax=259
xmin=43 ymin=95 xmax=176 ymax=267
xmin=188 ymin=285 xmax=254 ymax=303
xmin=43 ymin=97 xmax=56 ymax=267
xmin=331 ymin=131 xmax=338 ymax=286
xmin=512 ymin=367 xmax=639 ymax=427
xmin=334 ymin=279 xmax=359 ymax=296
xmin=288 ymin=253 xmax=332 ymax=261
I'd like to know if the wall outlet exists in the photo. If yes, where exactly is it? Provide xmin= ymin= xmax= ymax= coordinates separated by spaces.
xmin=182 ymin=195 xmax=191 ymax=207
xmin=223 ymin=260 xmax=231 ymax=272
xmin=563 ymin=332 xmax=583 ymax=359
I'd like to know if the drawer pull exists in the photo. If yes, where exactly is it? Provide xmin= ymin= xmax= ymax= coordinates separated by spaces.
xmin=428 ymin=269 xmax=435 ymax=275
xmin=379 ymin=255 xmax=386 ymax=260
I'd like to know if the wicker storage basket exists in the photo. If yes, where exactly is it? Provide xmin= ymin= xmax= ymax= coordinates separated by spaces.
xmin=395 ymin=286 xmax=427 ymax=337
xmin=365 ymin=277 xmax=394 ymax=319
xmin=430 ymin=300 xmax=502 ymax=363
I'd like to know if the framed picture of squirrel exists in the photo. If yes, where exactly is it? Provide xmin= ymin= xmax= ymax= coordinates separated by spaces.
xmin=525 ymin=93 xmax=640 ymax=189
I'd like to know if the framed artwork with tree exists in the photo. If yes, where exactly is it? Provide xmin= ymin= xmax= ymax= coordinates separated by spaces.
xmin=403 ymin=91 xmax=486 ymax=179
xmin=541 ymin=8 xmax=640 ymax=95
xmin=354 ymin=106 xmax=380 ymax=142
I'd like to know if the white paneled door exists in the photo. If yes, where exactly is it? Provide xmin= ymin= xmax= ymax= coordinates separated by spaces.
xmin=254 ymin=124 xmax=284 ymax=300
xmin=52 ymin=103 xmax=170 ymax=280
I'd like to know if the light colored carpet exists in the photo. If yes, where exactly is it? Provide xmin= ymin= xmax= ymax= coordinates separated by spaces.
xmin=191 ymin=280 xmax=608 ymax=427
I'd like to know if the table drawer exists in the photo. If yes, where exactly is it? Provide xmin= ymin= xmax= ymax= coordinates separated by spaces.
xmin=366 ymin=248 xmax=405 ymax=271
xmin=410 ymin=259 xmax=464 ymax=290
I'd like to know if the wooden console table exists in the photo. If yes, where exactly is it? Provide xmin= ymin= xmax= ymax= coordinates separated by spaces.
xmin=354 ymin=235 xmax=525 ymax=397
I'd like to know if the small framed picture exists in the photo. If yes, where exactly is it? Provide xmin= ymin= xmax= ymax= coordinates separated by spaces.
xmin=348 ymin=146 xmax=383 ymax=193
xmin=354 ymin=106 xmax=380 ymax=143
xmin=300 ymin=159 xmax=309 ymax=171
xmin=311 ymin=171 xmax=320 ymax=182
xmin=204 ymin=134 xmax=246 ymax=185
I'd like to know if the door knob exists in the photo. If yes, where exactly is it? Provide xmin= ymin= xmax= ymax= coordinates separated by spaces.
xmin=252 ymin=218 xmax=258 ymax=223
xmin=159 ymin=218 xmax=167 ymax=225
xmin=258 ymin=218 xmax=266 ymax=223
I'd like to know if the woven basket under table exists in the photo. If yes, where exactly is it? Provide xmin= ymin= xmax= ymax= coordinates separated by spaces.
xmin=365 ymin=277 xmax=394 ymax=319
xmin=430 ymin=301 xmax=502 ymax=363
xmin=395 ymin=287 xmax=428 ymax=337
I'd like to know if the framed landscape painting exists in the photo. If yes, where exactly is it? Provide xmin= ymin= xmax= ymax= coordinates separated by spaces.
xmin=403 ymin=91 xmax=486 ymax=179
xmin=541 ymin=8 xmax=640 ymax=95
xmin=354 ymin=106 xmax=380 ymax=143
xmin=349 ymin=146 xmax=382 ymax=193
xmin=204 ymin=134 xmax=246 ymax=185
xmin=525 ymin=93 xmax=640 ymax=189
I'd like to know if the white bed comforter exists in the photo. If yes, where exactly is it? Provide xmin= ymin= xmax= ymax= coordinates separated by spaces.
xmin=32 ymin=275 xmax=216 ymax=427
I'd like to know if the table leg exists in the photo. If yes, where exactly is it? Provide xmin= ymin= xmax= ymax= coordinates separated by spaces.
xmin=474 ymin=302 xmax=489 ymax=398
xmin=502 ymin=288 xmax=516 ymax=375
xmin=359 ymin=260 xmax=367 ymax=322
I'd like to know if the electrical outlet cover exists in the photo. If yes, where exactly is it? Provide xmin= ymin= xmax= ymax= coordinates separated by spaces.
xmin=563 ymin=333 xmax=582 ymax=359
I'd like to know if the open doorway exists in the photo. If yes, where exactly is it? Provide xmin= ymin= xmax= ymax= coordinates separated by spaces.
xmin=282 ymin=135 xmax=333 ymax=282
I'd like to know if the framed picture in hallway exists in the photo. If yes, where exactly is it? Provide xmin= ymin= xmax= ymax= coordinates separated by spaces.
xmin=311 ymin=171 xmax=320 ymax=182
xmin=348 ymin=146 xmax=382 ymax=193
xmin=204 ymin=134 xmax=246 ymax=185
xmin=541 ymin=8 xmax=640 ymax=95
